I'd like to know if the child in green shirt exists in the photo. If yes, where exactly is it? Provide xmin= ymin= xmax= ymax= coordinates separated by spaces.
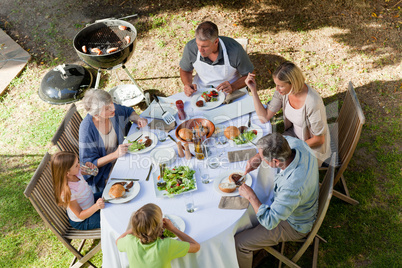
xmin=116 ymin=203 xmax=200 ymax=268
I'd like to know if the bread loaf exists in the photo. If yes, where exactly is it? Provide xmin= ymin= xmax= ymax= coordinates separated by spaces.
xmin=178 ymin=128 xmax=193 ymax=141
xmin=109 ymin=184 xmax=126 ymax=198
xmin=224 ymin=126 xmax=240 ymax=140
xmin=218 ymin=182 xmax=236 ymax=193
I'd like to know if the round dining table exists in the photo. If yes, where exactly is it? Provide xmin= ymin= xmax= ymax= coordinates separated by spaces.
xmin=101 ymin=92 xmax=276 ymax=268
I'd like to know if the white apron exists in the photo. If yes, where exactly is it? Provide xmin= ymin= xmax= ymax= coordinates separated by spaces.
xmin=193 ymin=39 xmax=241 ymax=88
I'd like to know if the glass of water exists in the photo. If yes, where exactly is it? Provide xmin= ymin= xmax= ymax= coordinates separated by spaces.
xmin=155 ymin=123 xmax=167 ymax=142
xmin=202 ymin=138 xmax=220 ymax=169
xmin=183 ymin=192 xmax=195 ymax=213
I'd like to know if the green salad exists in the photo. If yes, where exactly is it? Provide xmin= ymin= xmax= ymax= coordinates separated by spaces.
xmin=162 ymin=229 xmax=176 ymax=238
xmin=157 ymin=166 xmax=196 ymax=196
xmin=128 ymin=140 xmax=146 ymax=152
xmin=233 ymin=130 xmax=257 ymax=145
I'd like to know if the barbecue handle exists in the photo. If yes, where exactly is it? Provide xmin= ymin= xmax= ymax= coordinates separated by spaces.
xmin=153 ymin=94 xmax=160 ymax=103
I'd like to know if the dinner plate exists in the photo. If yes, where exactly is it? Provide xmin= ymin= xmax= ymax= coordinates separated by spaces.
xmin=191 ymin=89 xmax=225 ymax=110
xmin=163 ymin=214 xmax=185 ymax=239
xmin=150 ymin=147 xmax=176 ymax=165
xmin=153 ymin=167 xmax=198 ymax=198
xmin=230 ymin=124 xmax=263 ymax=147
xmin=102 ymin=180 xmax=141 ymax=204
xmin=213 ymin=171 xmax=252 ymax=196
xmin=124 ymin=131 xmax=158 ymax=154
xmin=141 ymin=98 xmax=178 ymax=119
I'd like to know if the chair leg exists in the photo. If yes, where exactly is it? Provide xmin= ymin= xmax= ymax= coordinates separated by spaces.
xmin=312 ymin=237 xmax=320 ymax=268
xmin=70 ymin=239 xmax=101 ymax=268
xmin=278 ymin=242 xmax=285 ymax=268
xmin=332 ymin=189 xmax=359 ymax=205
xmin=265 ymin=247 xmax=301 ymax=268
xmin=340 ymin=174 xmax=350 ymax=197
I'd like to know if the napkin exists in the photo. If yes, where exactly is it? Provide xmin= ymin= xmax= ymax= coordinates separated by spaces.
xmin=219 ymin=196 xmax=249 ymax=210
xmin=223 ymin=90 xmax=247 ymax=104
xmin=227 ymin=148 xmax=257 ymax=163
xmin=148 ymin=119 xmax=176 ymax=132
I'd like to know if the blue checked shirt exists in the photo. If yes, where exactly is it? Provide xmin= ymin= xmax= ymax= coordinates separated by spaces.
xmin=256 ymin=136 xmax=319 ymax=234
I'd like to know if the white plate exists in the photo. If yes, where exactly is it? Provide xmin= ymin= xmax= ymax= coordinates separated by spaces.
xmin=141 ymin=97 xmax=178 ymax=119
xmin=124 ymin=131 xmax=158 ymax=154
xmin=102 ymin=180 xmax=141 ymax=204
xmin=213 ymin=171 xmax=252 ymax=196
xmin=150 ymin=147 xmax=176 ymax=165
xmin=153 ymin=167 xmax=198 ymax=198
xmin=230 ymin=124 xmax=263 ymax=147
xmin=191 ymin=89 xmax=225 ymax=110
xmin=163 ymin=214 xmax=185 ymax=239
xmin=109 ymin=84 xmax=144 ymax=107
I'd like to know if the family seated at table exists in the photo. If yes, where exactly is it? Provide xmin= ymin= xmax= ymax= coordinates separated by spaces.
xmin=116 ymin=203 xmax=200 ymax=268
xmin=180 ymin=21 xmax=254 ymax=96
xmin=246 ymin=61 xmax=331 ymax=166
xmin=236 ymin=133 xmax=319 ymax=268
xmin=79 ymin=89 xmax=148 ymax=193
xmin=51 ymin=151 xmax=105 ymax=230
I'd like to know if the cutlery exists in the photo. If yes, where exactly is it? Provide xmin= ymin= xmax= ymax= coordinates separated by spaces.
xmin=110 ymin=178 xmax=139 ymax=181
xmin=103 ymin=198 xmax=113 ymax=203
xmin=153 ymin=94 xmax=176 ymax=125
xmin=168 ymin=134 xmax=176 ymax=142
xmin=133 ymin=134 xmax=143 ymax=142
xmin=145 ymin=164 xmax=153 ymax=181
xmin=247 ymin=112 xmax=252 ymax=128
xmin=236 ymin=175 xmax=246 ymax=187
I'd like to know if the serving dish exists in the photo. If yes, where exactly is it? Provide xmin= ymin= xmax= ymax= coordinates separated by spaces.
xmin=175 ymin=118 xmax=215 ymax=143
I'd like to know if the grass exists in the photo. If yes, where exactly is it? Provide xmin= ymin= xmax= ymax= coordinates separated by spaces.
xmin=1 ymin=0 xmax=401 ymax=267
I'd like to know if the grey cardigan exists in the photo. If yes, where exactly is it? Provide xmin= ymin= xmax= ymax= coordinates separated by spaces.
xmin=267 ymin=84 xmax=331 ymax=164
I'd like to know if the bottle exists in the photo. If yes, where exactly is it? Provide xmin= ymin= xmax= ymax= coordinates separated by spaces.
xmin=175 ymin=100 xmax=186 ymax=120
xmin=194 ymin=136 xmax=204 ymax=160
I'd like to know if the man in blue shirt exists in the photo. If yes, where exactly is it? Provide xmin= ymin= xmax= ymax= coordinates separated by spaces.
xmin=235 ymin=133 xmax=319 ymax=268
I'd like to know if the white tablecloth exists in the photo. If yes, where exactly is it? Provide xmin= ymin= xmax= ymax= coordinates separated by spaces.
xmin=101 ymin=93 xmax=276 ymax=268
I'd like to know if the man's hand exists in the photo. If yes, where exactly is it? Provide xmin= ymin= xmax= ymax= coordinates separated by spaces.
xmin=216 ymin=81 xmax=234 ymax=94
xmin=184 ymin=84 xmax=197 ymax=97
xmin=239 ymin=183 xmax=256 ymax=200
xmin=245 ymin=154 xmax=262 ymax=174
xmin=245 ymin=73 xmax=257 ymax=93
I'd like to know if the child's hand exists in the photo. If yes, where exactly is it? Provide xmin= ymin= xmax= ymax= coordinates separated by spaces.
xmin=163 ymin=218 xmax=176 ymax=231
xmin=96 ymin=198 xmax=105 ymax=209
xmin=85 ymin=162 xmax=97 ymax=169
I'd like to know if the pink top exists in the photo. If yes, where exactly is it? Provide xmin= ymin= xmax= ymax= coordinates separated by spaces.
xmin=66 ymin=172 xmax=94 ymax=222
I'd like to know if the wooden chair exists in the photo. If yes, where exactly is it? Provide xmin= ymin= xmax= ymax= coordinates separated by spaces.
xmin=263 ymin=153 xmax=336 ymax=268
xmin=320 ymin=81 xmax=365 ymax=205
xmin=24 ymin=153 xmax=101 ymax=268
xmin=51 ymin=103 xmax=82 ymax=155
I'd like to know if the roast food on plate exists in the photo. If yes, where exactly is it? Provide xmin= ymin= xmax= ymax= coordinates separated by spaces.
xmin=228 ymin=172 xmax=245 ymax=186
xmin=238 ymin=126 xmax=248 ymax=134
xmin=195 ymin=100 xmax=204 ymax=107
xmin=128 ymin=136 xmax=153 ymax=152
xmin=178 ymin=128 xmax=193 ymax=141
xmin=109 ymin=183 xmax=126 ymax=198
xmin=224 ymin=126 xmax=240 ymax=140
xmin=201 ymin=90 xmax=219 ymax=102
xmin=218 ymin=182 xmax=237 ymax=193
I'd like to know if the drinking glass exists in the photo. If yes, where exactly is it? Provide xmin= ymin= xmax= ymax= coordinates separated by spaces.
xmin=155 ymin=123 xmax=167 ymax=142
xmin=183 ymin=192 xmax=195 ymax=213
xmin=203 ymin=138 xmax=220 ymax=169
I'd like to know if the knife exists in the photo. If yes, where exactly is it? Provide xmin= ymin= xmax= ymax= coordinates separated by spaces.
xmin=168 ymin=134 xmax=176 ymax=142
xmin=103 ymin=198 xmax=113 ymax=203
xmin=145 ymin=164 xmax=153 ymax=181
xmin=134 ymin=134 xmax=143 ymax=142
xmin=247 ymin=112 xmax=252 ymax=128
xmin=110 ymin=178 xmax=139 ymax=181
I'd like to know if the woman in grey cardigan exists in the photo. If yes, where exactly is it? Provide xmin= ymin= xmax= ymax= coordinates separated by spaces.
xmin=246 ymin=61 xmax=330 ymax=165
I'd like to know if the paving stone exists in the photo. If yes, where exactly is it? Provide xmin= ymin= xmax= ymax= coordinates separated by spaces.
xmin=0 ymin=28 xmax=30 ymax=95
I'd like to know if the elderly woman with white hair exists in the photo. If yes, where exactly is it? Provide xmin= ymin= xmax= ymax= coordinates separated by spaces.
xmin=79 ymin=89 xmax=148 ymax=192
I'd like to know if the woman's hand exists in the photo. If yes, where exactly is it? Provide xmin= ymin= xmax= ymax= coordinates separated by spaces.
xmin=96 ymin=198 xmax=105 ymax=209
xmin=114 ymin=143 xmax=130 ymax=158
xmin=245 ymin=73 xmax=257 ymax=93
xmin=136 ymin=118 xmax=148 ymax=128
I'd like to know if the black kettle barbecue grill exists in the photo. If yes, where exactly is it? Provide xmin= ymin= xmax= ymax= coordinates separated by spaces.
xmin=73 ymin=18 xmax=147 ymax=105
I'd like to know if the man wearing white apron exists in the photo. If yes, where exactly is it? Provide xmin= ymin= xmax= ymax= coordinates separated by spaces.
xmin=180 ymin=21 xmax=254 ymax=96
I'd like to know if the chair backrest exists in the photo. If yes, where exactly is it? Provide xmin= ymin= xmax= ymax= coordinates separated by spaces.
xmin=334 ymin=81 xmax=365 ymax=183
xmin=51 ymin=103 xmax=82 ymax=155
xmin=234 ymin=38 xmax=248 ymax=53
xmin=24 ymin=153 xmax=71 ymax=238
xmin=291 ymin=153 xmax=336 ymax=262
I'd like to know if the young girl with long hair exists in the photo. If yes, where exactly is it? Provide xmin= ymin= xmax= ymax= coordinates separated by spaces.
xmin=51 ymin=151 xmax=104 ymax=230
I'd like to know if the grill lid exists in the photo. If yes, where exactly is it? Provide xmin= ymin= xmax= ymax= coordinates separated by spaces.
xmin=39 ymin=64 xmax=93 ymax=105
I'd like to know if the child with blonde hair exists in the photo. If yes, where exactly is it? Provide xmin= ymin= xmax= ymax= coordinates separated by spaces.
xmin=51 ymin=151 xmax=104 ymax=230
xmin=116 ymin=203 xmax=200 ymax=268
